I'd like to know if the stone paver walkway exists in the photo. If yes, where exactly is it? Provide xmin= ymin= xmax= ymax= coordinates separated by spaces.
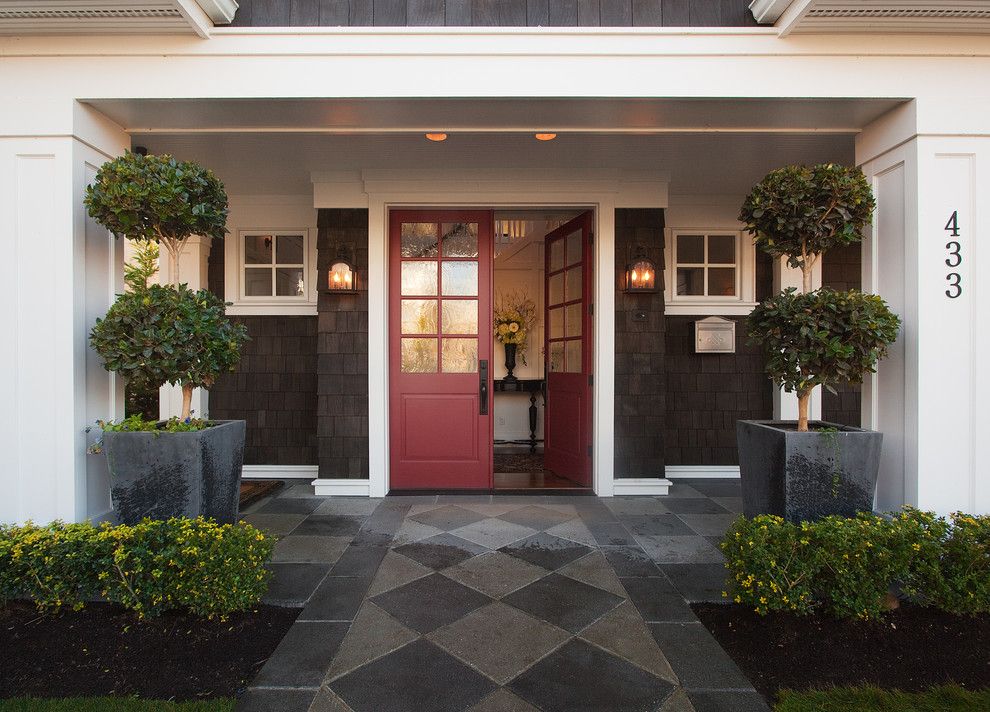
xmin=235 ymin=482 xmax=770 ymax=712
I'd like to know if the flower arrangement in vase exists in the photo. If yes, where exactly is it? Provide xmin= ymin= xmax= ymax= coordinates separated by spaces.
xmin=493 ymin=290 xmax=537 ymax=381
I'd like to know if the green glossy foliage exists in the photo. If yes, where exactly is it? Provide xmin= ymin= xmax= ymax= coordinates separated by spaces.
xmin=0 ymin=518 xmax=274 ymax=619
xmin=89 ymin=284 xmax=249 ymax=391
xmin=739 ymin=163 xmax=875 ymax=270
xmin=84 ymin=152 xmax=228 ymax=244
xmin=747 ymin=288 xmax=900 ymax=398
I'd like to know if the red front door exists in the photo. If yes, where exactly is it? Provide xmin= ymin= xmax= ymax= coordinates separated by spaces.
xmin=544 ymin=211 xmax=594 ymax=487
xmin=389 ymin=210 xmax=493 ymax=490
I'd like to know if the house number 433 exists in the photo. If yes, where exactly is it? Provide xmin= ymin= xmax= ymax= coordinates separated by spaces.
xmin=944 ymin=211 xmax=963 ymax=299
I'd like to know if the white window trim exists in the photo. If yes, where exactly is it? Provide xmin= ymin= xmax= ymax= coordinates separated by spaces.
xmin=664 ymin=228 xmax=757 ymax=315
xmin=227 ymin=228 xmax=318 ymax=316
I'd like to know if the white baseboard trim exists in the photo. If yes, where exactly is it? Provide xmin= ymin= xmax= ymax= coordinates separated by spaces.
xmin=242 ymin=465 xmax=319 ymax=480
xmin=612 ymin=478 xmax=673 ymax=495
xmin=312 ymin=478 xmax=371 ymax=497
xmin=665 ymin=465 xmax=740 ymax=479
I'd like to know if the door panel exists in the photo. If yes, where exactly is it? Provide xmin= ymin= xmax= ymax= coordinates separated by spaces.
xmin=389 ymin=210 xmax=493 ymax=490
xmin=544 ymin=211 xmax=594 ymax=487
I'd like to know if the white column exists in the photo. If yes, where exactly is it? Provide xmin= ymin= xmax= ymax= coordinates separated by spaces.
xmin=159 ymin=235 xmax=213 ymax=420
xmin=771 ymin=257 xmax=823 ymax=422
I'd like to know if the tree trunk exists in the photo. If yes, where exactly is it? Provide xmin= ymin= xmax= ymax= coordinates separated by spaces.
xmin=181 ymin=383 xmax=194 ymax=421
xmin=802 ymin=265 xmax=813 ymax=294
xmin=797 ymin=389 xmax=811 ymax=432
xmin=166 ymin=244 xmax=180 ymax=288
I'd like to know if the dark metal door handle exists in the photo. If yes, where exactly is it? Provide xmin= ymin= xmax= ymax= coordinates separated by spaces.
xmin=479 ymin=360 xmax=489 ymax=415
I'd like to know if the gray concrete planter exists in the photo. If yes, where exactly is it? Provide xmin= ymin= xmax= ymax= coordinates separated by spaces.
xmin=736 ymin=420 xmax=882 ymax=523
xmin=102 ymin=420 xmax=246 ymax=525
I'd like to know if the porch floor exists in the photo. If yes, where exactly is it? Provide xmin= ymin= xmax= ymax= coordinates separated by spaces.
xmin=236 ymin=481 xmax=769 ymax=712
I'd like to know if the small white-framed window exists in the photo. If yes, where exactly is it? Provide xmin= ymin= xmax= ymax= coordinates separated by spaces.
xmin=240 ymin=231 xmax=309 ymax=301
xmin=664 ymin=229 xmax=756 ymax=315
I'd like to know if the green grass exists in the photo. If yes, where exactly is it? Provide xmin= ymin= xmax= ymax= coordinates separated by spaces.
xmin=0 ymin=700 xmax=234 ymax=712
xmin=775 ymin=685 xmax=990 ymax=712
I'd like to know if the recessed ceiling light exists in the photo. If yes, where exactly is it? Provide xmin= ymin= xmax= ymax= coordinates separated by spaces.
xmin=534 ymin=133 xmax=557 ymax=141
xmin=425 ymin=132 xmax=448 ymax=142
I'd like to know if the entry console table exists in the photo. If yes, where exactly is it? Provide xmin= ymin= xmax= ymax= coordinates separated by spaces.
xmin=493 ymin=378 xmax=546 ymax=454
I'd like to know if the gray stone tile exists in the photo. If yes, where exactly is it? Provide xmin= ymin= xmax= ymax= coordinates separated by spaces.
xmin=331 ymin=639 xmax=496 ymax=712
xmin=428 ymin=601 xmax=570 ymax=684
xmin=544 ymin=517 xmax=598 ymax=547
xmin=662 ymin=498 xmax=731 ymax=515
xmin=263 ymin=563 xmax=330 ymax=606
xmin=503 ymin=573 xmax=623 ymax=633
xmin=580 ymin=600 xmax=678 ymax=684
xmin=686 ymin=691 xmax=770 ymax=712
xmin=235 ymin=688 xmax=318 ymax=712
xmin=278 ymin=483 xmax=324 ymax=499
xmin=294 ymin=515 xmax=365 ymax=537
xmin=660 ymin=689 xmax=698 ymax=712
xmin=450 ymin=518 xmax=537 ymax=549
xmin=437 ymin=494 xmax=493 ymax=504
xmin=587 ymin=521 xmax=639 ymax=546
xmin=242 ymin=513 xmax=307 ymax=537
xmin=255 ymin=497 xmax=324 ymax=515
xmin=252 ymin=621 xmax=349 ymax=688
xmin=623 ymin=514 xmax=696 ymax=537
xmin=299 ymin=575 xmax=371 ymax=621
xmin=371 ymin=572 xmax=491 ymax=634
xmin=407 ymin=502 xmax=446 ymax=516
xmin=409 ymin=504 xmax=488 ymax=531
xmin=649 ymin=622 xmax=755 ymax=690
xmin=660 ymin=564 xmax=730 ymax=603
xmin=394 ymin=532 xmax=488 ymax=570
xmin=330 ymin=545 xmax=389 ymax=577
xmin=601 ymin=546 xmax=661 ymax=577
xmin=499 ymin=532 xmax=591 ymax=571
xmin=635 ymin=534 xmax=726 ymax=564
xmin=498 ymin=504 xmax=575 ymax=530
xmin=508 ymin=639 xmax=675 ymax=712
xmin=272 ymin=535 xmax=351 ymax=564
xmin=713 ymin=496 xmax=744 ymax=514
xmin=367 ymin=549 xmax=432 ymax=596
xmin=441 ymin=551 xmax=547 ymax=598
xmin=663 ymin=484 xmax=705 ymax=498
xmin=679 ymin=480 xmax=742 ymax=498
xmin=676 ymin=514 xmax=738 ymax=538
xmin=314 ymin=498 xmax=384 ymax=516
xmin=308 ymin=688 xmax=354 ymax=712
xmin=558 ymin=550 xmax=627 ymax=597
xmin=391 ymin=518 xmax=445 ymax=546
xmin=325 ymin=602 xmax=419 ymax=681
xmin=604 ymin=496 xmax=671 ymax=516
xmin=460 ymin=502 xmax=530 ymax=517
xmin=467 ymin=688 xmax=540 ymax=712
xmin=621 ymin=577 xmax=697 ymax=623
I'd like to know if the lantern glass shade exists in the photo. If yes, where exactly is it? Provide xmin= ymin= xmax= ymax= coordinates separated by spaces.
xmin=626 ymin=258 xmax=657 ymax=292
xmin=327 ymin=260 xmax=356 ymax=292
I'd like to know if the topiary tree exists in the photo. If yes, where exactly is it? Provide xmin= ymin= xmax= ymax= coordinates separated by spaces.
xmin=85 ymin=151 xmax=228 ymax=286
xmin=90 ymin=284 xmax=249 ymax=420
xmin=748 ymin=288 xmax=900 ymax=432
xmin=739 ymin=163 xmax=876 ymax=293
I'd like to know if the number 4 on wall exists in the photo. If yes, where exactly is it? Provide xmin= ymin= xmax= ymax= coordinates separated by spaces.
xmin=944 ymin=211 xmax=962 ymax=299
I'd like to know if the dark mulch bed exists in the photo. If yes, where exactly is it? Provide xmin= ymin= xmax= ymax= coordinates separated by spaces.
xmin=694 ymin=603 xmax=990 ymax=701
xmin=0 ymin=602 xmax=298 ymax=701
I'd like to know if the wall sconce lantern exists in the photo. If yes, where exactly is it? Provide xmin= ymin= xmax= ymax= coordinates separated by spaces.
xmin=325 ymin=259 xmax=357 ymax=293
xmin=624 ymin=250 xmax=658 ymax=293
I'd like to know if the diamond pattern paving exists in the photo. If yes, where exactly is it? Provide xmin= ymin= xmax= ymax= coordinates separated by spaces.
xmin=441 ymin=551 xmax=547 ymax=599
xmin=502 ymin=573 xmax=624 ymax=633
xmin=409 ymin=505 xmax=488 ymax=531
xmin=371 ymin=572 xmax=491 ymax=634
xmin=499 ymin=531 xmax=591 ymax=570
xmin=394 ymin=532 xmax=489 ymax=570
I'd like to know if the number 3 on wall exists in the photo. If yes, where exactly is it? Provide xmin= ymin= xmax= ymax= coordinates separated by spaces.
xmin=944 ymin=211 xmax=963 ymax=299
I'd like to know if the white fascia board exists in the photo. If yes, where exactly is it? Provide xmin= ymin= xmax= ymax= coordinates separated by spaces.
xmin=195 ymin=0 xmax=237 ymax=24
xmin=749 ymin=0 xmax=796 ymax=24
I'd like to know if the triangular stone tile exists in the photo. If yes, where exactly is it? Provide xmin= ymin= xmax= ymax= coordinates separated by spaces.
xmin=450 ymin=518 xmax=537 ymax=550
xmin=660 ymin=688 xmax=697 ymax=712
xmin=558 ymin=550 xmax=628 ymax=598
xmin=460 ymin=502 xmax=530 ymax=517
xmin=407 ymin=502 xmax=446 ymax=516
xmin=466 ymin=687 xmax=541 ymax=712
xmin=324 ymin=602 xmax=418 ymax=681
xmin=392 ymin=518 xmax=445 ymax=546
xmin=367 ymin=550 xmax=432 ymax=597
xmin=545 ymin=517 xmax=598 ymax=547
xmin=309 ymin=686 xmax=355 ymax=712
xmin=579 ymin=600 xmax=678 ymax=684
xmin=442 ymin=551 xmax=548 ymax=599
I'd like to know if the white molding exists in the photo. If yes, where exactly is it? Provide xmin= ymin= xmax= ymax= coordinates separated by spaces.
xmin=195 ymin=0 xmax=238 ymax=24
xmin=663 ymin=303 xmax=758 ymax=316
xmin=666 ymin=465 xmax=740 ymax=479
xmin=612 ymin=478 xmax=674 ymax=495
xmin=312 ymin=478 xmax=371 ymax=497
xmin=242 ymin=464 xmax=318 ymax=479
xmin=749 ymin=0 xmax=795 ymax=24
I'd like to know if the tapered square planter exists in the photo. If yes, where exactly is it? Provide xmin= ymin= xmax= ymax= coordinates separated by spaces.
xmin=736 ymin=420 xmax=883 ymax=523
xmin=102 ymin=420 xmax=246 ymax=525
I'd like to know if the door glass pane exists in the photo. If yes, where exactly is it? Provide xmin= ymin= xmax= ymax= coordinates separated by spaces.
xmin=401 ymin=261 xmax=438 ymax=296
xmin=441 ymin=300 xmax=478 ymax=334
xmin=565 ymin=340 xmax=582 ymax=373
xmin=401 ymin=338 xmax=437 ymax=372
xmin=708 ymin=235 xmax=735 ymax=264
xmin=442 ymin=338 xmax=478 ymax=373
xmin=244 ymin=267 xmax=272 ymax=296
xmin=565 ymin=230 xmax=582 ymax=266
xmin=565 ymin=303 xmax=583 ymax=337
xmin=676 ymin=267 xmax=704 ymax=296
xmin=677 ymin=235 xmax=704 ymax=264
xmin=276 ymin=234 xmax=304 ymax=264
xmin=401 ymin=299 xmax=438 ymax=334
xmin=441 ymin=261 xmax=478 ymax=296
xmin=275 ymin=267 xmax=305 ymax=296
xmin=401 ymin=223 xmax=438 ymax=258
xmin=548 ymin=273 xmax=564 ymax=306
xmin=549 ymin=239 xmax=564 ymax=272
xmin=549 ymin=307 xmax=564 ymax=339
xmin=245 ymin=235 xmax=273 ymax=265
xmin=441 ymin=222 xmax=479 ymax=258
xmin=549 ymin=342 xmax=564 ymax=373
xmin=565 ymin=266 xmax=582 ymax=301
xmin=708 ymin=267 xmax=736 ymax=296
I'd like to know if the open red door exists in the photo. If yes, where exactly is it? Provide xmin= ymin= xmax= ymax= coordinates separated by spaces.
xmin=543 ymin=211 xmax=594 ymax=487
xmin=389 ymin=210 xmax=493 ymax=490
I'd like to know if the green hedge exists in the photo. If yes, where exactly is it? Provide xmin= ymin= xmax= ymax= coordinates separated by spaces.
xmin=722 ymin=509 xmax=990 ymax=619
xmin=0 ymin=518 xmax=274 ymax=619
